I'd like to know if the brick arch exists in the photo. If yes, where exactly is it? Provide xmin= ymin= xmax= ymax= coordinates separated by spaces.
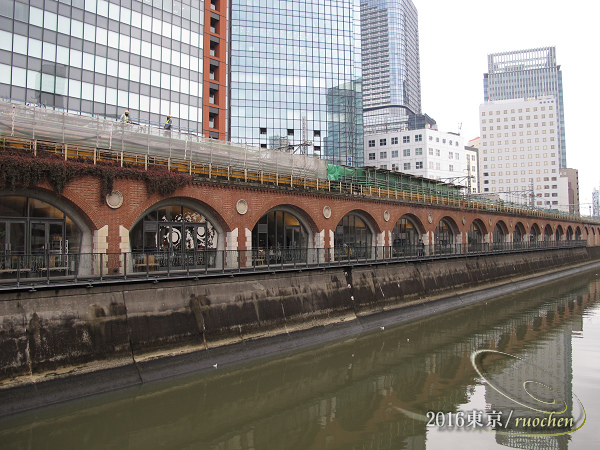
xmin=493 ymin=219 xmax=509 ymax=234
xmin=129 ymin=197 xmax=231 ymax=252
xmin=395 ymin=212 xmax=427 ymax=235
xmin=555 ymin=224 xmax=565 ymax=241
xmin=513 ymin=221 xmax=526 ymax=243
xmin=330 ymin=207 xmax=382 ymax=236
xmin=434 ymin=215 xmax=461 ymax=246
xmin=0 ymin=187 xmax=95 ymax=254
xmin=247 ymin=204 xmax=320 ymax=236
xmin=529 ymin=223 xmax=542 ymax=242
xmin=469 ymin=218 xmax=489 ymax=235
xmin=543 ymin=224 xmax=553 ymax=240
xmin=566 ymin=225 xmax=574 ymax=241
xmin=433 ymin=214 xmax=461 ymax=235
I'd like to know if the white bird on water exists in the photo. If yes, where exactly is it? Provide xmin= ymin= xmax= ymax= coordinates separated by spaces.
xmin=380 ymin=326 xmax=385 ymax=331
xmin=212 ymin=363 xmax=218 ymax=369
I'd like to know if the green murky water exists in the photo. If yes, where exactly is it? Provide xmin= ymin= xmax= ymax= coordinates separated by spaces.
xmin=1 ymin=269 xmax=600 ymax=449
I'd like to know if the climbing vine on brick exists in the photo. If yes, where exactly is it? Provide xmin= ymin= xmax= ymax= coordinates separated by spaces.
xmin=0 ymin=149 xmax=192 ymax=200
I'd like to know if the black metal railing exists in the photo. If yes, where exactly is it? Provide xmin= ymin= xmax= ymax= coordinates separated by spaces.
xmin=0 ymin=239 xmax=588 ymax=290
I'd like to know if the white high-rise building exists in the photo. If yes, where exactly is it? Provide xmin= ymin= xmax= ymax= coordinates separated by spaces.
xmin=365 ymin=128 xmax=466 ymax=183
xmin=479 ymin=96 xmax=564 ymax=209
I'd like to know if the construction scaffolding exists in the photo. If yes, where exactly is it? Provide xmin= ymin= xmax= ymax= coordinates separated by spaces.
xmin=0 ymin=101 xmax=327 ymax=180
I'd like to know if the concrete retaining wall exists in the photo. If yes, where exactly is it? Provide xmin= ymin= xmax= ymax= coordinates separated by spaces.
xmin=0 ymin=248 xmax=593 ymax=390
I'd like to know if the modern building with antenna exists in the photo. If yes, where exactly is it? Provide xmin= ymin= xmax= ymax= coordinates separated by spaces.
xmin=484 ymin=47 xmax=567 ymax=169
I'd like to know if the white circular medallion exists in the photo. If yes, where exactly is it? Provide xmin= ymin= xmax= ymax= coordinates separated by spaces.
xmin=427 ymin=214 xmax=433 ymax=224
xmin=383 ymin=210 xmax=390 ymax=222
xmin=462 ymin=216 xmax=466 ymax=226
xmin=236 ymin=199 xmax=248 ymax=215
xmin=106 ymin=190 xmax=123 ymax=209
xmin=323 ymin=206 xmax=332 ymax=219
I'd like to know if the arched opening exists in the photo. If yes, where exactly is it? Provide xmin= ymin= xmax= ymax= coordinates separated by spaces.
xmin=252 ymin=209 xmax=308 ymax=265
xmin=130 ymin=204 xmax=219 ymax=270
xmin=392 ymin=215 xmax=421 ymax=257
xmin=335 ymin=213 xmax=372 ymax=260
xmin=0 ymin=196 xmax=82 ymax=277
xmin=566 ymin=226 xmax=574 ymax=241
xmin=492 ymin=221 xmax=507 ymax=250
xmin=530 ymin=223 xmax=541 ymax=247
xmin=555 ymin=226 xmax=564 ymax=242
xmin=434 ymin=217 xmax=456 ymax=254
xmin=513 ymin=222 xmax=526 ymax=248
xmin=468 ymin=220 xmax=485 ymax=252
xmin=544 ymin=224 xmax=552 ymax=242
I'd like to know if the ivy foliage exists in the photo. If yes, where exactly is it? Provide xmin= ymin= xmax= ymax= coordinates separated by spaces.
xmin=0 ymin=149 xmax=192 ymax=200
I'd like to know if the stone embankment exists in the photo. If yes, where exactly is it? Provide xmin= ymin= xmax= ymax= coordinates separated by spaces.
xmin=0 ymin=247 xmax=598 ymax=415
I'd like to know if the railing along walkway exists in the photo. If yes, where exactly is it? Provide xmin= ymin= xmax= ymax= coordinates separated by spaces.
xmin=0 ymin=241 xmax=587 ymax=292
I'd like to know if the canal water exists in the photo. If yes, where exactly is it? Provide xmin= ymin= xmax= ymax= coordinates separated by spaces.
xmin=1 ymin=268 xmax=600 ymax=450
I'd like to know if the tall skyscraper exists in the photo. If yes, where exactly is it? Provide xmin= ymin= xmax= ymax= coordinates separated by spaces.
xmin=0 ymin=0 xmax=228 ymax=140
xmin=484 ymin=47 xmax=567 ymax=168
xmin=360 ymin=0 xmax=421 ymax=133
xmin=229 ymin=0 xmax=364 ymax=167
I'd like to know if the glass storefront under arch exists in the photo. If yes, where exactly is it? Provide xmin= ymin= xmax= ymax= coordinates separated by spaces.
xmin=468 ymin=221 xmax=484 ymax=252
xmin=566 ymin=227 xmax=574 ymax=241
xmin=544 ymin=225 xmax=552 ymax=241
xmin=434 ymin=218 xmax=455 ymax=253
xmin=335 ymin=213 xmax=372 ymax=260
xmin=0 ymin=196 xmax=81 ymax=275
xmin=252 ymin=210 xmax=308 ymax=265
xmin=530 ymin=224 xmax=541 ymax=245
xmin=513 ymin=223 xmax=525 ymax=247
xmin=493 ymin=223 xmax=506 ymax=250
xmin=130 ymin=205 xmax=218 ymax=269
xmin=392 ymin=216 xmax=420 ymax=256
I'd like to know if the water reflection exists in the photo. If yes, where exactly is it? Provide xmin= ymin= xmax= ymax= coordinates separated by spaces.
xmin=1 ymin=271 xmax=599 ymax=450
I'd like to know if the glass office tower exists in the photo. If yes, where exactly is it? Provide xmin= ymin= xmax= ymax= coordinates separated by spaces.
xmin=484 ymin=47 xmax=567 ymax=168
xmin=0 ymin=0 xmax=218 ymax=135
xmin=360 ymin=0 xmax=421 ymax=133
xmin=229 ymin=0 xmax=364 ymax=167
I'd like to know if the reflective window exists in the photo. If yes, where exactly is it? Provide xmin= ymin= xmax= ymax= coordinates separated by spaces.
xmin=252 ymin=210 xmax=307 ymax=265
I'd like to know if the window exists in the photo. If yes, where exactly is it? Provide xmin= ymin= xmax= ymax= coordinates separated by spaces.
xmin=380 ymin=139 xmax=387 ymax=146
xmin=391 ymin=137 xmax=398 ymax=145
xmin=416 ymin=161 xmax=423 ymax=169
xmin=391 ymin=150 xmax=398 ymax=158
xmin=449 ymin=165 xmax=454 ymax=171
xmin=415 ymin=148 xmax=423 ymax=156
xmin=380 ymin=164 xmax=387 ymax=170
xmin=368 ymin=153 xmax=375 ymax=160
xmin=449 ymin=153 xmax=453 ymax=160
xmin=403 ymin=136 xmax=410 ymax=143
xmin=436 ymin=149 xmax=440 ymax=156
xmin=403 ymin=149 xmax=410 ymax=157
xmin=259 ymin=127 xmax=267 ymax=135
xmin=404 ymin=162 xmax=411 ymax=170
xmin=287 ymin=129 xmax=294 ymax=136
xmin=368 ymin=140 xmax=375 ymax=147
xmin=428 ymin=148 xmax=433 ymax=155
xmin=415 ymin=134 xmax=423 ymax=142
xmin=380 ymin=151 xmax=387 ymax=159
xmin=392 ymin=164 xmax=398 ymax=171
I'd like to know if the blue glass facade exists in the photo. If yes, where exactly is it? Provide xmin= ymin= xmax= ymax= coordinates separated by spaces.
xmin=360 ymin=0 xmax=421 ymax=133
xmin=0 ymin=0 xmax=204 ymax=132
xmin=229 ymin=0 xmax=364 ymax=167
xmin=484 ymin=47 xmax=567 ymax=169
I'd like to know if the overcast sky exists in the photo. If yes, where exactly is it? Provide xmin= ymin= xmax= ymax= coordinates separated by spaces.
xmin=415 ymin=0 xmax=600 ymax=213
